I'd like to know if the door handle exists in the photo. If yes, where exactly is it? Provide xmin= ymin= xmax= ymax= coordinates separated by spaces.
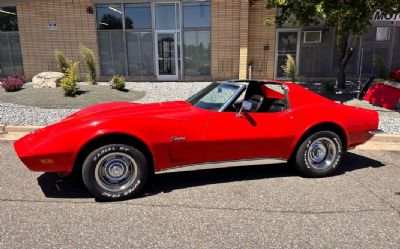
xmin=170 ymin=136 xmax=186 ymax=142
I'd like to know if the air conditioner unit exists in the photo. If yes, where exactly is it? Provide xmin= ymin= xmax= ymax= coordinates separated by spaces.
xmin=303 ymin=31 xmax=322 ymax=43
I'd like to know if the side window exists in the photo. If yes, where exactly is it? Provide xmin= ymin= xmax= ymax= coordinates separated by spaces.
xmin=257 ymin=84 xmax=288 ymax=113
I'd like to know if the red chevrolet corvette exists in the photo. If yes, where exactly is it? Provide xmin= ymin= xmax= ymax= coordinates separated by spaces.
xmin=15 ymin=80 xmax=381 ymax=200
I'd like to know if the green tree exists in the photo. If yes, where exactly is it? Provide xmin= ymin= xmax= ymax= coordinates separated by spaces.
xmin=265 ymin=0 xmax=399 ymax=89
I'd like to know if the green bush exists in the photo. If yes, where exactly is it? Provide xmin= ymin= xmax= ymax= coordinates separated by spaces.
xmin=373 ymin=56 xmax=387 ymax=79
xmin=282 ymin=54 xmax=296 ymax=83
xmin=55 ymin=50 xmax=70 ymax=74
xmin=110 ymin=75 xmax=126 ymax=91
xmin=60 ymin=62 xmax=80 ymax=96
xmin=80 ymin=45 xmax=97 ymax=84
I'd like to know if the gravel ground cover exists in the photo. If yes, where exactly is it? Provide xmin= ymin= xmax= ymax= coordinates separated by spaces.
xmin=0 ymin=84 xmax=145 ymax=109
xmin=0 ymin=82 xmax=209 ymax=126
xmin=0 ymin=81 xmax=399 ymax=134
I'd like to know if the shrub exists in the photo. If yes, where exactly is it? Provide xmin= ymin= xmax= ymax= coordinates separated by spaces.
xmin=11 ymin=74 xmax=25 ymax=82
xmin=55 ymin=50 xmax=70 ymax=74
xmin=0 ymin=75 xmax=24 ymax=92
xmin=373 ymin=56 xmax=387 ymax=79
xmin=282 ymin=54 xmax=296 ymax=83
xmin=60 ymin=62 xmax=80 ymax=96
xmin=80 ymin=45 xmax=97 ymax=84
xmin=110 ymin=75 xmax=126 ymax=91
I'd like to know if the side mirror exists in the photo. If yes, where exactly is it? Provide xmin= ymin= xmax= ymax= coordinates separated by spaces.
xmin=236 ymin=100 xmax=252 ymax=117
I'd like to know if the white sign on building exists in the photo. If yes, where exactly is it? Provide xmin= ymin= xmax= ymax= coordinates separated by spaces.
xmin=373 ymin=11 xmax=400 ymax=22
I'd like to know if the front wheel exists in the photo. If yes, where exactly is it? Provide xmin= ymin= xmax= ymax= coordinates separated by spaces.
xmin=294 ymin=131 xmax=343 ymax=177
xmin=82 ymin=144 xmax=148 ymax=201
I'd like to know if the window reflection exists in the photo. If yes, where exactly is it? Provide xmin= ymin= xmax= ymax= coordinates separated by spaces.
xmin=184 ymin=31 xmax=211 ymax=76
xmin=0 ymin=6 xmax=23 ymax=76
xmin=0 ymin=7 xmax=18 ymax=31
xmin=124 ymin=4 xmax=151 ymax=30
xmin=183 ymin=2 xmax=211 ymax=28
xmin=96 ymin=4 xmax=123 ymax=30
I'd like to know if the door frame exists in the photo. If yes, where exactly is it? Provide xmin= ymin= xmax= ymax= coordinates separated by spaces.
xmin=153 ymin=2 xmax=182 ymax=81
xmin=155 ymin=31 xmax=179 ymax=81
xmin=274 ymin=29 xmax=301 ymax=79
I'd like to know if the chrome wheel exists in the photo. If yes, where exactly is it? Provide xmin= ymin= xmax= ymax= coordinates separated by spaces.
xmin=307 ymin=137 xmax=337 ymax=170
xmin=94 ymin=152 xmax=138 ymax=192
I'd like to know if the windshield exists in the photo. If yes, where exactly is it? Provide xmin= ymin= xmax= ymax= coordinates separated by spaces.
xmin=187 ymin=82 xmax=242 ymax=111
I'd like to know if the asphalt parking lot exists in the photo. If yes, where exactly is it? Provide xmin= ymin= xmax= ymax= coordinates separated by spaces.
xmin=1 ymin=140 xmax=399 ymax=248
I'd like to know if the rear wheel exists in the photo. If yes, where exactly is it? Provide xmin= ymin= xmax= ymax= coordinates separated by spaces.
xmin=294 ymin=131 xmax=343 ymax=177
xmin=82 ymin=144 xmax=148 ymax=201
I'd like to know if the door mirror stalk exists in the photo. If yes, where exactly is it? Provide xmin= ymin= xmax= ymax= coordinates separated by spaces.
xmin=237 ymin=100 xmax=252 ymax=117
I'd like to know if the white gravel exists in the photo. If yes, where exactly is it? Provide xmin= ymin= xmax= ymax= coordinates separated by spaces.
xmin=1 ymin=81 xmax=399 ymax=135
xmin=343 ymin=99 xmax=400 ymax=135
xmin=0 ymin=102 xmax=78 ymax=126
xmin=0 ymin=82 xmax=210 ymax=127
xmin=108 ymin=82 xmax=210 ymax=103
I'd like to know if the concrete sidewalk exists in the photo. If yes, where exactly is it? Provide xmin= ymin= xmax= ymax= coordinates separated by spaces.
xmin=1 ymin=125 xmax=399 ymax=151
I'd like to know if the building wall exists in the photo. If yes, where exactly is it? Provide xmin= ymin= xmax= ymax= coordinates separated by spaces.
xmin=211 ymin=0 xmax=241 ymax=81
xmin=248 ymin=1 xmax=276 ymax=80
xmin=210 ymin=0 xmax=277 ymax=81
xmin=17 ymin=0 xmax=99 ymax=79
xmin=14 ymin=0 xmax=277 ymax=81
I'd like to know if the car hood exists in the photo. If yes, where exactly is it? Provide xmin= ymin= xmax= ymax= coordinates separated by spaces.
xmin=65 ymin=101 xmax=194 ymax=121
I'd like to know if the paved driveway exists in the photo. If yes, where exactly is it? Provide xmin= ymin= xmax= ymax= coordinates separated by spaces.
xmin=0 ymin=141 xmax=399 ymax=248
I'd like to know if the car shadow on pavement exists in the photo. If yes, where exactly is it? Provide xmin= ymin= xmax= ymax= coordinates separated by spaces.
xmin=36 ymin=152 xmax=385 ymax=200
xmin=37 ymin=173 xmax=91 ymax=198
xmin=139 ymin=152 xmax=385 ymax=197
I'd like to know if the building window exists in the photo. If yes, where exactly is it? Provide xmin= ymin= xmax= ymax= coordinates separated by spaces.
xmin=376 ymin=27 xmax=391 ymax=41
xmin=96 ymin=4 xmax=124 ymax=76
xmin=183 ymin=2 xmax=211 ymax=76
xmin=98 ymin=31 xmax=126 ymax=76
xmin=184 ymin=31 xmax=211 ymax=76
xmin=95 ymin=2 xmax=211 ymax=78
xmin=155 ymin=3 xmax=180 ymax=30
xmin=96 ymin=3 xmax=154 ymax=76
xmin=303 ymin=31 xmax=322 ymax=43
xmin=0 ymin=6 xmax=18 ymax=31
xmin=126 ymin=32 xmax=154 ymax=76
xmin=0 ymin=6 xmax=23 ymax=76
xmin=125 ymin=4 xmax=151 ymax=29
xmin=96 ymin=4 xmax=123 ymax=30
xmin=183 ymin=2 xmax=211 ymax=28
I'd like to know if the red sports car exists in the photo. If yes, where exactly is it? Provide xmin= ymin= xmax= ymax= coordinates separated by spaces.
xmin=15 ymin=80 xmax=381 ymax=201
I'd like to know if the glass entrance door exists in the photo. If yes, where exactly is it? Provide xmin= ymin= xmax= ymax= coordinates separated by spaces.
xmin=154 ymin=2 xmax=180 ymax=81
xmin=276 ymin=31 xmax=299 ymax=78
xmin=156 ymin=33 xmax=178 ymax=80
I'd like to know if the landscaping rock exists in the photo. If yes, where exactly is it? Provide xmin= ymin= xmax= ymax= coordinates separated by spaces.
xmin=32 ymin=72 xmax=65 ymax=88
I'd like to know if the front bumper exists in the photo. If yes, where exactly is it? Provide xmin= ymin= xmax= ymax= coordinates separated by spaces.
xmin=14 ymin=133 xmax=74 ymax=173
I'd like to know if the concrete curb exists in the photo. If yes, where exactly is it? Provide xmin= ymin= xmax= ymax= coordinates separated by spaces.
xmin=0 ymin=125 xmax=5 ymax=134
xmin=4 ymin=125 xmax=44 ymax=134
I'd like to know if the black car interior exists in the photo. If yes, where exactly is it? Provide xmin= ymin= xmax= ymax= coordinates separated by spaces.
xmin=228 ymin=83 xmax=287 ymax=113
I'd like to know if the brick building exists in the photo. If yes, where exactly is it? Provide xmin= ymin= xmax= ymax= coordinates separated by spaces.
xmin=0 ymin=0 xmax=399 ymax=81
xmin=0 ymin=0 xmax=276 ymax=81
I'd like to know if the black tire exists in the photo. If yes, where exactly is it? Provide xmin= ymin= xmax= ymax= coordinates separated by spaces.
xmin=82 ymin=144 xmax=149 ymax=201
xmin=294 ymin=131 xmax=343 ymax=177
